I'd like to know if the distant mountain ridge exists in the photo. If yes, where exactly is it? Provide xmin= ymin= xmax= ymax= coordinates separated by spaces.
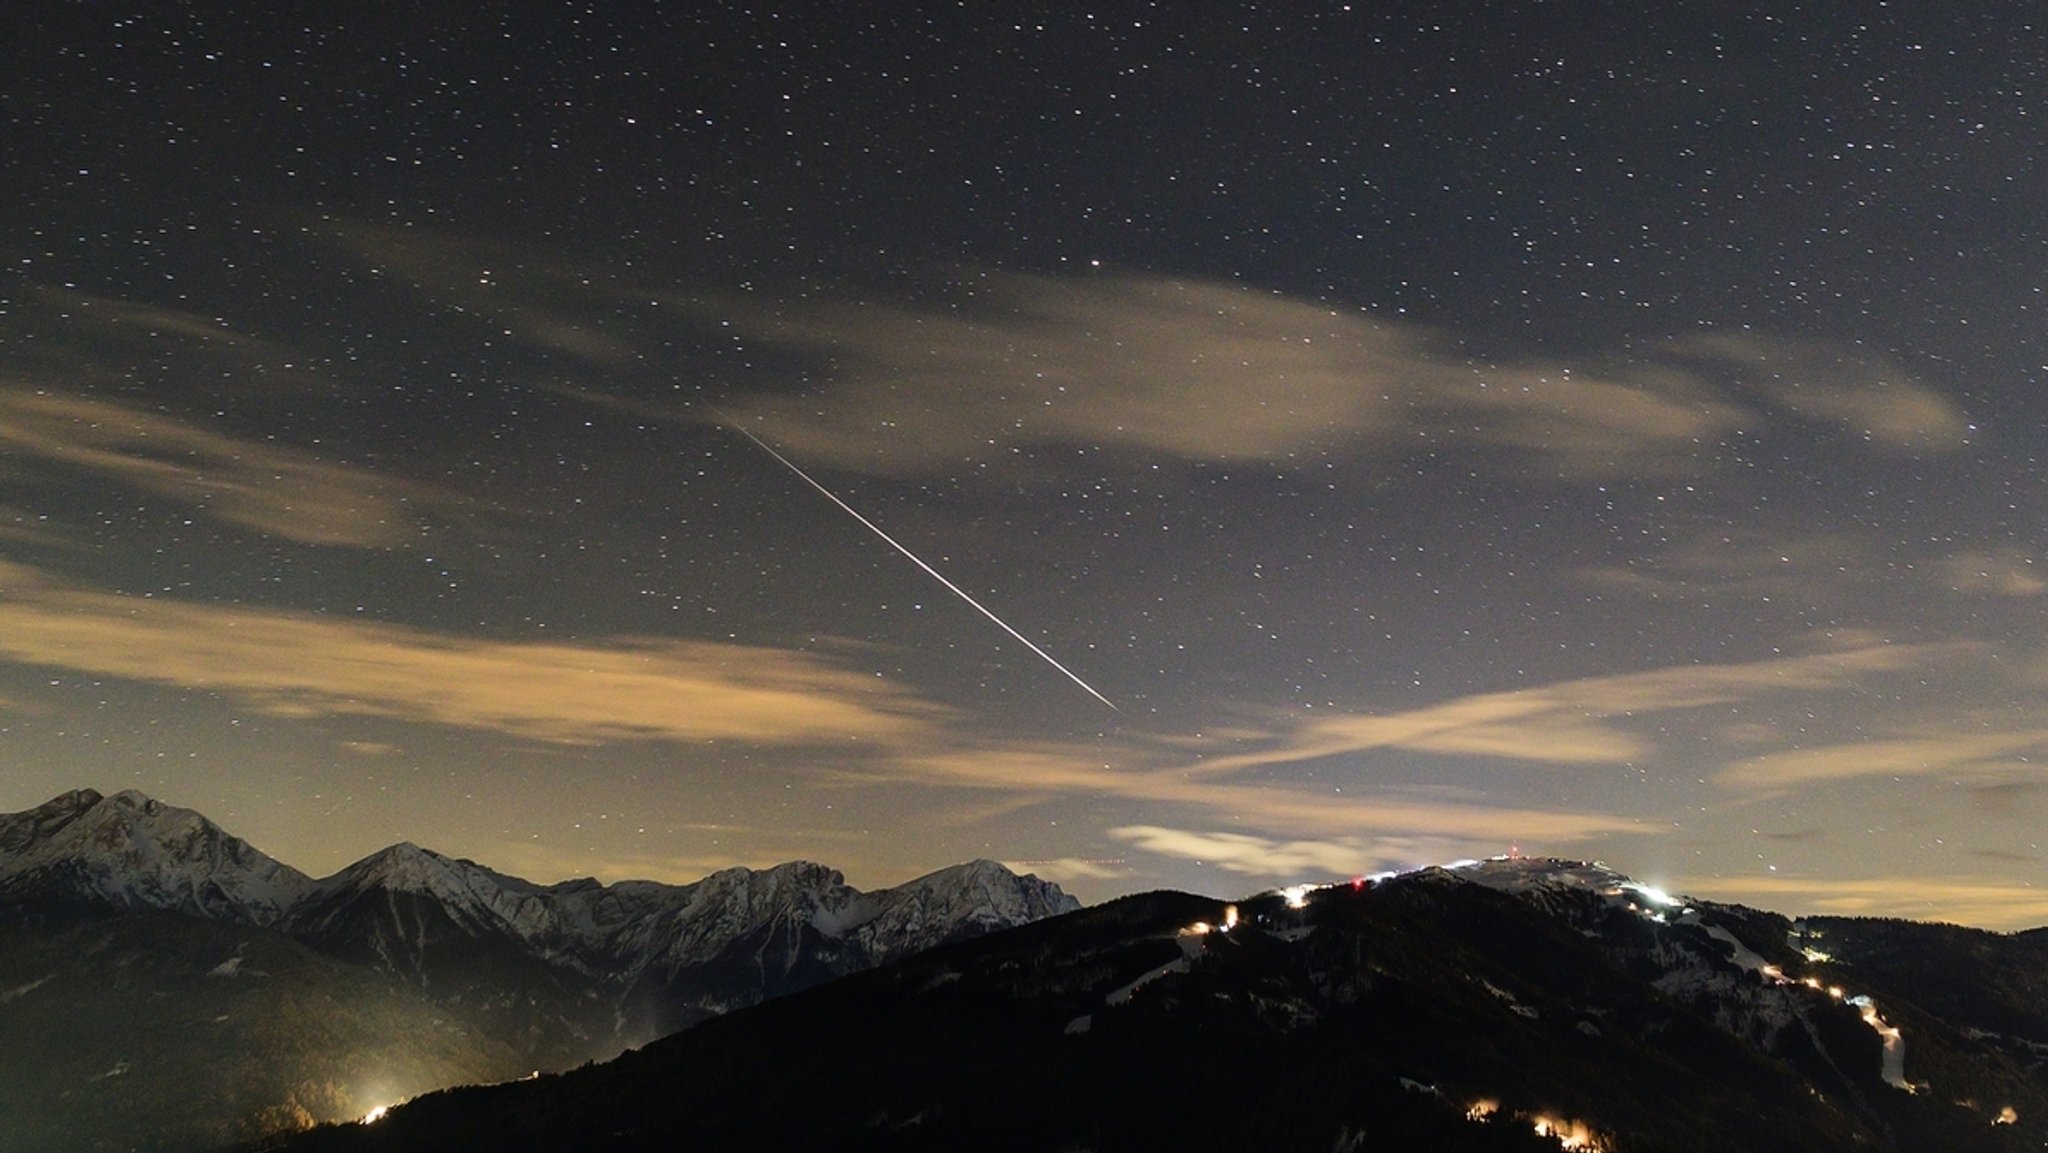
xmin=0 ymin=787 xmax=314 ymax=925
xmin=0 ymin=788 xmax=1078 ymax=1153
xmin=0 ymin=790 xmax=1076 ymax=1002
xmin=268 ymin=855 xmax=2048 ymax=1153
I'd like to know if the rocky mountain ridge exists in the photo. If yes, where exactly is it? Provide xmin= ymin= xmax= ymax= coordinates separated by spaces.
xmin=0 ymin=789 xmax=1074 ymax=998
xmin=0 ymin=787 xmax=315 ymax=925
xmin=0 ymin=788 xmax=1077 ymax=1153
xmin=270 ymin=855 xmax=2048 ymax=1153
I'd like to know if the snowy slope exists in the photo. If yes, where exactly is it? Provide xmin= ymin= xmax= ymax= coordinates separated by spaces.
xmin=0 ymin=789 xmax=311 ymax=925
xmin=252 ymin=860 xmax=2048 ymax=1153
xmin=0 ymin=789 xmax=1081 ymax=1064
xmin=1386 ymin=856 xmax=1922 ymax=1099
xmin=854 ymin=857 xmax=1080 ymax=962
xmin=283 ymin=849 xmax=1074 ymax=988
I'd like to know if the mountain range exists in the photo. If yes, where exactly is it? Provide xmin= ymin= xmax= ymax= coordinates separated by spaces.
xmin=15 ymin=788 xmax=2048 ymax=1153
xmin=262 ymin=857 xmax=2048 ymax=1153
xmin=0 ymin=788 xmax=1077 ymax=1153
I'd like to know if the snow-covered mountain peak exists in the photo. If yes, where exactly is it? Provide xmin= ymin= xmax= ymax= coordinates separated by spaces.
xmin=334 ymin=841 xmax=461 ymax=886
xmin=293 ymin=840 xmax=552 ymax=934
xmin=843 ymin=858 xmax=1081 ymax=961
xmin=329 ymin=842 xmax=429 ymax=888
xmin=1441 ymin=856 xmax=1645 ymax=895
xmin=715 ymin=859 xmax=847 ymax=893
xmin=0 ymin=788 xmax=102 ymax=853
xmin=1384 ymin=856 xmax=1694 ymax=925
xmin=678 ymin=860 xmax=850 ymax=923
xmin=0 ymin=787 xmax=312 ymax=925
xmin=4 ymin=788 xmax=1082 ymax=1036
xmin=895 ymin=858 xmax=1079 ymax=914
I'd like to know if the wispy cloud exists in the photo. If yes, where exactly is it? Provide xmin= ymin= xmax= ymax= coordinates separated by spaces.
xmin=0 ymin=562 xmax=938 ymax=745
xmin=11 ymin=287 xmax=323 ymax=382
xmin=0 ymin=558 xmax=1664 ymax=848
xmin=1581 ymin=526 xmax=2036 ymax=617
xmin=0 ymin=386 xmax=447 ymax=547
xmin=893 ymin=743 xmax=1644 ymax=843
xmin=317 ymin=228 xmax=1970 ymax=479
xmin=1576 ymin=528 xmax=1881 ymax=602
xmin=1003 ymin=857 xmax=1132 ymax=883
xmin=1716 ymin=729 xmax=2048 ymax=791
xmin=1678 ymin=333 xmax=1971 ymax=453
xmin=1939 ymin=550 xmax=2045 ymax=597
xmin=1173 ymin=641 xmax=1970 ymax=779
xmin=712 ymin=274 xmax=1738 ymax=476
xmin=324 ymin=221 xmax=653 ymax=366
xmin=0 ymin=504 xmax=69 ymax=549
xmin=701 ymin=273 xmax=1967 ymax=477
xmin=855 ymin=641 xmax=1988 ymax=850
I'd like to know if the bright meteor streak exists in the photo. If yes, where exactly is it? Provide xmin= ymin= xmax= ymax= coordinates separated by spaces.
xmin=719 ymin=417 xmax=1121 ymax=713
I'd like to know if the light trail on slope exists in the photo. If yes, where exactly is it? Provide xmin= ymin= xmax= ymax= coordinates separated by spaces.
xmin=716 ymin=415 xmax=1121 ymax=713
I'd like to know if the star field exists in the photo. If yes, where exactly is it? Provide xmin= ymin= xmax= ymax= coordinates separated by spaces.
xmin=3 ymin=3 xmax=2047 ymax=926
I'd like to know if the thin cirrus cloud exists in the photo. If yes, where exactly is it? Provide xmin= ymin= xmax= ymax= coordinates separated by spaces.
xmin=1577 ymin=528 xmax=1882 ymax=600
xmin=1675 ymin=332 xmax=1972 ymax=454
xmin=892 ymin=744 xmax=1644 ymax=844
xmin=0 ymin=386 xmax=443 ymax=548
xmin=704 ymin=273 xmax=1969 ymax=477
xmin=323 ymin=220 xmax=655 ymax=366
xmin=1579 ymin=528 xmax=2037 ymax=628
xmin=13 ymin=286 xmax=321 ymax=382
xmin=1715 ymin=729 xmax=2048 ymax=792
xmin=1939 ymin=550 xmax=2045 ymax=597
xmin=319 ymin=226 xmax=1969 ymax=476
xmin=1170 ymin=641 xmax=1974 ymax=780
xmin=0 ymin=541 xmax=1642 ymax=857
xmin=1001 ymin=857 xmax=1132 ymax=883
xmin=0 ymin=562 xmax=938 ymax=746
xmin=873 ymin=642 xmax=1982 ymax=851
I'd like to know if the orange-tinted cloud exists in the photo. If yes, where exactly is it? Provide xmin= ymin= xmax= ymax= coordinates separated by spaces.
xmin=0 ymin=387 xmax=444 ymax=547
xmin=893 ymin=743 xmax=1643 ymax=842
xmin=1940 ymin=550 xmax=2046 ymax=597
xmin=319 ymin=226 xmax=1969 ymax=478
xmin=1002 ymin=857 xmax=1132 ymax=884
xmin=712 ymin=274 xmax=1739 ymax=476
xmin=1679 ymin=332 xmax=1971 ymax=453
xmin=1716 ymin=730 xmax=2048 ymax=791
xmin=704 ymin=274 xmax=1968 ymax=477
xmin=0 ymin=563 xmax=937 ymax=745
xmin=1174 ymin=641 xmax=1970 ymax=779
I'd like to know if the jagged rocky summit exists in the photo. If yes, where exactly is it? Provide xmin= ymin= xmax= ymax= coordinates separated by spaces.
xmin=0 ymin=789 xmax=1075 ymax=1001
xmin=0 ymin=787 xmax=313 ymax=925
xmin=0 ymin=788 xmax=1078 ymax=1153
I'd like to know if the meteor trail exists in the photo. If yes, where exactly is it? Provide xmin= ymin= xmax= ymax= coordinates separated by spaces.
xmin=719 ymin=416 xmax=1121 ymax=713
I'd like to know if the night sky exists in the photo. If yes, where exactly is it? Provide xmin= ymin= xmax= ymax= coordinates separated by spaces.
xmin=5 ymin=3 xmax=2046 ymax=927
